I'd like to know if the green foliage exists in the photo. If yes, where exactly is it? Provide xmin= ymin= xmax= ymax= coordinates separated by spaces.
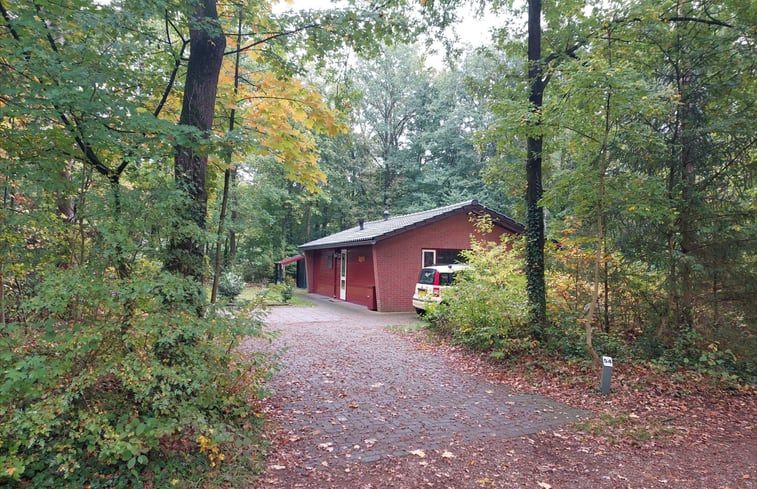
xmin=279 ymin=44 xmax=518 ymax=255
xmin=218 ymin=270 xmax=246 ymax=302
xmin=657 ymin=329 xmax=755 ymax=385
xmin=427 ymin=237 xmax=537 ymax=358
xmin=280 ymin=282 xmax=295 ymax=303
xmin=0 ymin=267 xmax=273 ymax=487
xmin=474 ymin=0 xmax=756 ymax=377
xmin=0 ymin=0 xmax=492 ymax=486
xmin=238 ymin=284 xmax=306 ymax=307
xmin=264 ymin=283 xmax=295 ymax=304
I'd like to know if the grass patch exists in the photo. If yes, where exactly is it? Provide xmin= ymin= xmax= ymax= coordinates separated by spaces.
xmin=574 ymin=412 xmax=680 ymax=445
xmin=386 ymin=321 xmax=427 ymax=334
xmin=237 ymin=285 xmax=313 ymax=307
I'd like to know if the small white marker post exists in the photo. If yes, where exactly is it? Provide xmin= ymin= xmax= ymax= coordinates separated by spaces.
xmin=600 ymin=356 xmax=613 ymax=395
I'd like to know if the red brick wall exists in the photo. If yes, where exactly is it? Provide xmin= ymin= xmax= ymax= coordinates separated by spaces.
xmin=306 ymin=246 xmax=376 ymax=308
xmin=373 ymin=214 xmax=513 ymax=312
xmin=306 ymin=249 xmax=337 ymax=297
xmin=345 ymin=246 xmax=376 ymax=310
xmin=305 ymin=212 xmax=516 ymax=312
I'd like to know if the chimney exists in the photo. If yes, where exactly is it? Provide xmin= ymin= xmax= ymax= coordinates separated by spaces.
xmin=383 ymin=209 xmax=389 ymax=221
xmin=359 ymin=219 xmax=365 ymax=230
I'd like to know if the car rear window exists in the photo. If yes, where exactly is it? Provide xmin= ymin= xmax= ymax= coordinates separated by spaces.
xmin=418 ymin=268 xmax=437 ymax=284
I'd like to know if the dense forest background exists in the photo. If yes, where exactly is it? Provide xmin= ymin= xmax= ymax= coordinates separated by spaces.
xmin=0 ymin=0 xmax=754 ymax=486
xmin=243 ymin=1 xmax=755 ymax=379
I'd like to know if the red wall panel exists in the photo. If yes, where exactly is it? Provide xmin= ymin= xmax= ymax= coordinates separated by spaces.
xmin=373 ymin=214 xmax=512 ymax=312
xmin=345 ymin=245 xmax=376 ymax=310
xmin=305 ymin=212 xmax=516 ymax=312
xmin=306 ymin=249 xmax=337 ymax=297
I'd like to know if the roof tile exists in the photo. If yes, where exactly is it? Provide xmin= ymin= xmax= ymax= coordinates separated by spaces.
xmin=299 ymin=200 xmax=523 ymax=250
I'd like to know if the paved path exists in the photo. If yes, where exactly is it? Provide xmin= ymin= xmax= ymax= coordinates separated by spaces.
xmin=253 ymin=294 xmax=586 ymax=471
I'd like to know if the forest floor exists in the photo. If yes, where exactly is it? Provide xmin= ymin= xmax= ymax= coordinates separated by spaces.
xmin=249 ymin=296 xmax=756 ymax=489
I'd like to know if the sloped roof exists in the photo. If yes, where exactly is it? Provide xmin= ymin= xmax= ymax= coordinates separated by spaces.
xmin=299 ymin=200 xmax=523 ymax=251
xmin=277 ymin=254 xmax=304 ymax=266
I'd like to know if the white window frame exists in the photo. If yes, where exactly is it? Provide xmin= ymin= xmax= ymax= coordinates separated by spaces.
xmin=339 ymin=249 xmax=347 ymax=300
xmin=422 ymin=249 xmax=436 ymax=267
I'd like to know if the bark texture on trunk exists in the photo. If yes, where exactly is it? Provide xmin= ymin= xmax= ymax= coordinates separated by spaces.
xmin=167 ymin=0 xmax=226 ymax=287
xmin=526 ymin=0 xmax=547 ymax=334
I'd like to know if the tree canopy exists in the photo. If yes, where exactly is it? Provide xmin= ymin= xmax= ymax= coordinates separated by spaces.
xmin=0 ymin=0 xmax=754 ymax=485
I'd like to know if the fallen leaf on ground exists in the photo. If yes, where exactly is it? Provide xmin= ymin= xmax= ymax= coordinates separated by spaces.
xmin=318 ymin=442 xmax=334 ymax=452
xmin=409 ymin=449 xmax=426 ymax=458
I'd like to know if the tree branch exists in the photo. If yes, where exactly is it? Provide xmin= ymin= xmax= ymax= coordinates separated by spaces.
xmin=166 ymin=10 xmax=187 ymax=45
xmin=154 ymin=39 xmax=189 ymax=117
xmin=0 ymin=1 xmax=20 ymax=41
xmin=696 ymin=140 xmax=756 ymax=191
xmin=664 ymin=16 xmax=733 ymax=28
xmin=240 ymin=94 xmax=310 ymax=105
xmin=224 ymin=23 xmax=320 ymax=56
xmin=33 ymin=2 xmax=112 ymax=179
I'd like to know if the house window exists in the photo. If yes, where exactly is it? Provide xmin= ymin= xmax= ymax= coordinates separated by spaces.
xmin=436 ymin=250 xmax=465 ymax=265
xmin=422 ymin=249 xmax=436 ymax=267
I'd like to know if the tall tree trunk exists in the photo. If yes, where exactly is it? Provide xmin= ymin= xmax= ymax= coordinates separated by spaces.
xmin=55 ymin=162 xmax=76 ymax=269
xmin=677 ymin=80 xmax=696 ymax=332
xmin=663 ymin=0 xmax=696 ymax=339
xmin=603 ymin=235 xmax=610 ymax=333
xmin=166 ymin=0 xmax=225 ymax=302
xmin=211 ymin=168 xmax=232 ymax=304
xmin=526 ymin=0 xmax=547 ymax=335
xmin=585 ymin=91 xmax=612 ymax=372
xmin=0 ymin=262 xmax=5 ymax=327
xmin=665 ymin=139 xmax=678 ymax=333
xmin=110 ymin=176 xmax=131 ymax=279
xmin=304 ymin=204 xmax=312 ymax=240
xmin=228 ymin=166 xmax=238 ymax=264
xmin=211 ymin=7 xmax=242 ymax=305
xmin=166 ymin=0 xmax=226 ymax=282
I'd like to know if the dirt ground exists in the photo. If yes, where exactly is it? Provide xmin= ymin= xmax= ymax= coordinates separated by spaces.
xmin=250 ymin=298 xmax=756 ymax=489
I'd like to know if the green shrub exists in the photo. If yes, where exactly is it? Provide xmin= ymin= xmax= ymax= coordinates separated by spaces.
xmin=0 ymin=267 xmax=273 ymax=487
xmin=218 ymin=270 xmax=246 ymax=301
xmin=542 ymin=314 xmax=628 ymax=360
xmin=280 ymin=282 xmax=294 ymax=303
xmin=427 ymin=237 xmax=536 ymax=358
xmin=542 ymin=319 xmax=587 ymax=359
xmin=661 ymin=327 xmax=752 ymax=385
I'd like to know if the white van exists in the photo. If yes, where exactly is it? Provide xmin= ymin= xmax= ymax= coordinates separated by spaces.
xmin=411 ymin=264 xmax=470 ymax=313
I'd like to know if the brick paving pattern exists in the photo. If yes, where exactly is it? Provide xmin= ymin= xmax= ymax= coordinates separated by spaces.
xmin=258 ymin=295 xmax=587 ymax=467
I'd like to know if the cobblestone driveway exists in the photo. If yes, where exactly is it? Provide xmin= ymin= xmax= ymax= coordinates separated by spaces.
xmin=256 ymin=295 xmax=586 ymax=470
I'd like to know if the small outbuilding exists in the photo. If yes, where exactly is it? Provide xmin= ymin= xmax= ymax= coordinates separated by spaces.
xmin=298 ymin=200 xmax=523 ymax=312
xmin=274 ymin=255 xmax=306 ymax=288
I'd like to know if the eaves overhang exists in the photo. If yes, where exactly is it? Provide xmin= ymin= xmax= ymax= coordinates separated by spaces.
xmin=298 ymin=200 xmax=524 ymax=252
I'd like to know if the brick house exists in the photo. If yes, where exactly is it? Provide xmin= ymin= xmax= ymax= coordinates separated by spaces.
xmin=298 ymin=200 xmax=523 ymax=312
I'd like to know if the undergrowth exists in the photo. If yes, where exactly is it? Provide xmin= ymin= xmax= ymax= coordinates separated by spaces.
xmin=424 ymin=236 xmax=754 ymax=388
xmin=0 ymin=267 xmax=275 ymax=488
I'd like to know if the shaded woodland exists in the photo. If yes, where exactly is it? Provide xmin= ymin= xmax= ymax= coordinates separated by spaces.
xmin=0 ymin=0 xmax=753 ymax=486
